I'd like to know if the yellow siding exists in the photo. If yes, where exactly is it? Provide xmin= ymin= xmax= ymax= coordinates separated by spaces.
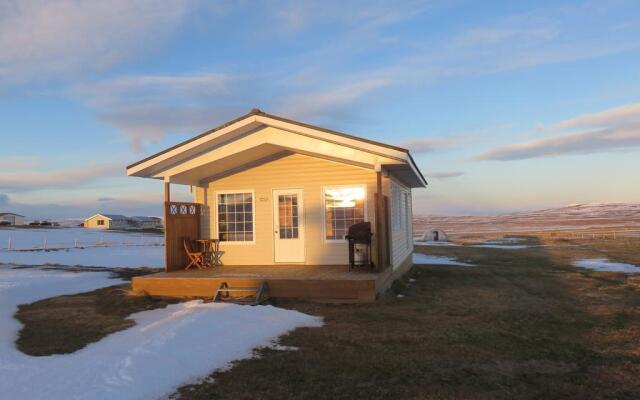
xmin=84 ymin=216 xmax=111 ymax=229
xmin=194 ymin=153 xmax=378 ymax=265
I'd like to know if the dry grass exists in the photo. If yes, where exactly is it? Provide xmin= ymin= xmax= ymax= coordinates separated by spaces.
xmin=15 ymin=284 xmax=180 ymax=356
xmin=12 ymin=238 xmax=640 ymax=399
xmin=174 ymin=237 xmax=640 ymax=399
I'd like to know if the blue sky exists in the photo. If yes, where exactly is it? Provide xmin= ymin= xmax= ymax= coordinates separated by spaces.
xmin=1 ymin=0 xmax=639 ymax=218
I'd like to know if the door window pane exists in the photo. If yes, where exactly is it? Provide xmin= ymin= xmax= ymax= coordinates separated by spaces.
xmin=278 ymin=194 xmax=299 ymax=239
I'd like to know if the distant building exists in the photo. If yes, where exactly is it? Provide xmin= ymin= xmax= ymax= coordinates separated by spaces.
xmin=131 ymin=216 xmax=162 ymax=229
xmin=421 ymin=229 xmax=449 ymax=242
xmin=84 ymin=214 xmax=132 ymax=230
xmin=0 ymin=212 xmax=25 ymax=226
xmin=84 ymin=214 xmax=162 ymax=230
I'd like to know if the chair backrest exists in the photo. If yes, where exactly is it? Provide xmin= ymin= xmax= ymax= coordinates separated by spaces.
xmin=183 ymin=238 xmax=195 ymax=254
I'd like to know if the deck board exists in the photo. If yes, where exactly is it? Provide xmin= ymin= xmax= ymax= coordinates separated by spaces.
xmin=132 ymin=265 xmax=383 ymax=303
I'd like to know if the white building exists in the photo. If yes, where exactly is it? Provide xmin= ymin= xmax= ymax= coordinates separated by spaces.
xmin=421 ymin=229 xmax=449 ymax=242
xmin=131 ymin=216 xmax=162 ymax=229
xmin=0 ymin=213 xmax=25 ymax=226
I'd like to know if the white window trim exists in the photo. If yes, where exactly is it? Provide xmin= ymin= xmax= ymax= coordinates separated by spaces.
xmin=214 ymin=189 xmax=256 ymax=245
xmin=321 ymin=184 xmax=368 ymax=243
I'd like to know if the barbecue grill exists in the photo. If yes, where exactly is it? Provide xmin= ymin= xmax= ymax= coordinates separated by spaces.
xmin=345 ymin=221 xmax=373 ymax=269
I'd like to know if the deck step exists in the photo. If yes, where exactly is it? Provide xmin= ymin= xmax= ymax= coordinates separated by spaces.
xmin=213 ymin=281 xmax=269 ymax=305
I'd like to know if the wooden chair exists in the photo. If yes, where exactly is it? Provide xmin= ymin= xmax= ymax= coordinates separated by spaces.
xmin=183 ymin=239 xmax=206 ymax=270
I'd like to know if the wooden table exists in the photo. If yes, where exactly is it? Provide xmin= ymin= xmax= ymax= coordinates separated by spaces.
xmin=196 ymin=239 xmax=222 ymax=267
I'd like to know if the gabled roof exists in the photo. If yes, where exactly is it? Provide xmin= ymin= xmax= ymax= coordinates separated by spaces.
xmin=126 ymin=109 xmax=427 ymax=188
xmin=0 ymin=212 xmax=25 ymax=217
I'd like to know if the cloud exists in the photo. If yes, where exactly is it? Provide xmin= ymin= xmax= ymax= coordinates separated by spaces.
xmin=273 ymin=0 xmax=432 ymax=34
xmin=0 ymin=0 xmax=194 ymax=84
xmin=555 ymin=103 xmax=640 ymax=129
xmin=73 ymin=72 xmax=249 ymax=149
xmin=271 ymin=2 xmax=640 ymax=125
xmin=0 ymin=193 xmax=163 ymax=219
xmin=99 ymin=105 xmax=246 ymax=150
xmin=428 ymin=171 xmax=464 ymax=179
xmin=0 ymin=156 xmax=41 ymax=169
xmin=75 ymin=73 xmax=236 ymax=108
xmin=277 ymin=78 xmax=392 ymax=122
xmin=0 ymin=163 xmax=121 ymax=191
xmin=97 ymin=197 xmax=116 ymax=202
xmin=398 ymin=137 xmax=461 ymax=154
xmin=473 ymin=103 xmax=640 ymax=161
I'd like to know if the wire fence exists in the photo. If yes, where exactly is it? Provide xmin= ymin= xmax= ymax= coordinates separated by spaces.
xmin=1 ymin=236 xmax=164 ymax=251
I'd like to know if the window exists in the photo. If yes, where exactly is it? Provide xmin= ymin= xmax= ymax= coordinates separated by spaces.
xmin=324 ymin=186 xmax=366 ymax=240
xmin=278 ymin=194 xmax=299 ymax=239
xmin=217 ymin=192 xmax=254 ymax=242
xmin=97 ymin=220 xmax=105 ymax=226
xmin=404 ymin=192 xmax=411 ymax=248
xmin=392 ymin=182 xmax=402 ymax=230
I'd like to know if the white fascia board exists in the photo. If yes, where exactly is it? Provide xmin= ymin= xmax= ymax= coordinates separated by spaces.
xmin=126 ymin=116 xmax=260 ymax=176
xmin=154 ymin=128 xmax=401 ymax=181
xmin=256 ymin=115 xmax=408 ymax=161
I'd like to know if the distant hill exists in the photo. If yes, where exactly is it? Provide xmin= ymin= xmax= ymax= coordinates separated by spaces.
xmin=414 ymin=203 xmax=640 ymax=235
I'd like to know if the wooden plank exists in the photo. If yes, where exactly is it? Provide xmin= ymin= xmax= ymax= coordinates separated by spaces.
xmin=132 ymin=275 xmax=377 ymax=303
xmin=164 ymin=202 xmax=201 ymax=271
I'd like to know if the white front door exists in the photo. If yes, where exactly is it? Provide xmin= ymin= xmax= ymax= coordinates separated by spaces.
xmin=273 ymin=189 xmax=305 ymax=263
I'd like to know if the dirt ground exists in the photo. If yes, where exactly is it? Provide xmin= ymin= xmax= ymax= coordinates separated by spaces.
xmin=13 ymin=237 xmax=640 ymax=399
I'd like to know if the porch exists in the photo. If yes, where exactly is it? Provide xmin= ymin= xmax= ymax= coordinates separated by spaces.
xmin=132 ymin=264 xmax=398 ymax=303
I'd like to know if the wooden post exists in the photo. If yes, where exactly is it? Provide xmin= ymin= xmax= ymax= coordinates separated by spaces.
xmin=163 ymin=179 xmax=170 ymax=271
xmin=375 ymin=167 xmax=384 ymax=271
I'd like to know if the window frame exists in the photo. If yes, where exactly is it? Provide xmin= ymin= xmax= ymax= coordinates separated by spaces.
xmin=97 ymin=219 xmax=105 ymax=226
xmin=322 ymin=184 xmax=368 ymax=243
xmin=214 ymin=189 xmax=256 ymax=245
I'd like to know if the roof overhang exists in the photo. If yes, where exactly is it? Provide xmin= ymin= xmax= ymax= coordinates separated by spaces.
xmin=127 ymin=110 xmax=427 ymax=188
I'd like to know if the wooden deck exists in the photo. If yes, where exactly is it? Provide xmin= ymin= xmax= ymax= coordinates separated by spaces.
xmin=132 ymin=265 xmax=391 ymax=303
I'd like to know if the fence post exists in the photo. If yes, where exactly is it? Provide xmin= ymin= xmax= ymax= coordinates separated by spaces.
xmin=8 ymin=238 xmax=11 ymax=250
xmin=43 ymin=238 xmax=47 ymax=249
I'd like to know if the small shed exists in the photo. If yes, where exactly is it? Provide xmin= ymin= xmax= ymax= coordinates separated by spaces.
xmin=421 ymin=229 xmax=448 ymax=242
xmin=0 ymin=213 xmax=25 ymax=226
xmin=84 ymin=214 xmax=131 ymax=230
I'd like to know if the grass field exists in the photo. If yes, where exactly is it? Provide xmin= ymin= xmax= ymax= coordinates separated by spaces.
xmin=13 ymin=237 xmax=640 ymax=399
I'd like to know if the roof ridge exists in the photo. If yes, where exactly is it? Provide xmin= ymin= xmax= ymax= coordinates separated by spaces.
xmin=125 ymin=109 xmax=409 ymax=170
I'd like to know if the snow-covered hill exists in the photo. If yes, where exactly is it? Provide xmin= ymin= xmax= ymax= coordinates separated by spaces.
xmin=414 ymin=203 xmax=640 ymax=234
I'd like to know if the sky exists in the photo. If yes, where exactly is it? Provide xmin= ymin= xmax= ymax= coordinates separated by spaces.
xmin=0 ymin=0 xmax=639 ymax=219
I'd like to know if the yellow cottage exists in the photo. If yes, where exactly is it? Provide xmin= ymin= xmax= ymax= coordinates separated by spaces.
xmin=127 ymin=109 xmax=427 ymax=303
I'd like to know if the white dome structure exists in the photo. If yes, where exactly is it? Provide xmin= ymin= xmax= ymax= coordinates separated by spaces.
xmin=421 ymin=229 xmax=449 ymax=242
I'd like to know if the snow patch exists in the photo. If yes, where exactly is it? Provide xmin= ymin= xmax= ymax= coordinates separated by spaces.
xmin=572 ymin=258 xmax=639 ymax=273
xmin=412 ymin=253 xmax=475 ymax=267
xmin=0 ymin=245 xmax=163 ymax=269
xmin=0 ymin=267 xmax=322 ymax=399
